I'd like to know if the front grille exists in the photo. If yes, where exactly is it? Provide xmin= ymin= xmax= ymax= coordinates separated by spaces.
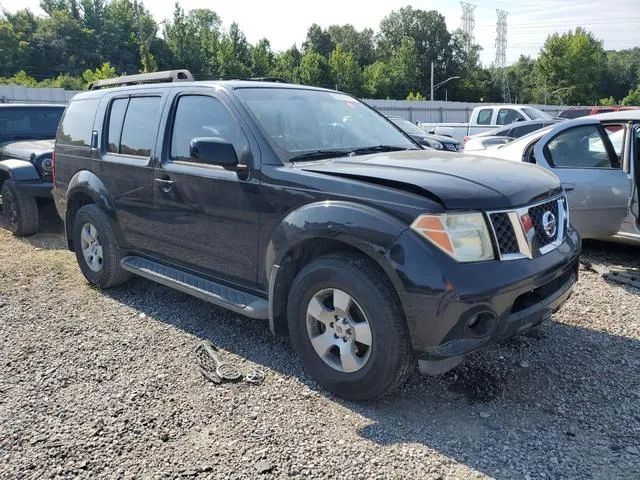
xmin=489 ymin=212 xmax=519 ymax=255
xmin=529 ymin=200 xmax=560 ymax=248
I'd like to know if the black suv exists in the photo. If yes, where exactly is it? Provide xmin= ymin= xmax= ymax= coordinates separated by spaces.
xmin=0 ymin=103 xmax=65 ymax=235
xmin=52 ymin=70 xmax=581 ymax=400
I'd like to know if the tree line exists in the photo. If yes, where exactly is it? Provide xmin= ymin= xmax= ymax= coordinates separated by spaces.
xmin=1 ymin=1 xmax=639 ymax=105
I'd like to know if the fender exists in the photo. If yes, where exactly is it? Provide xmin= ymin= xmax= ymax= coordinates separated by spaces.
xmin=0 ymin=159 xmax=40 ymax=182
xmin=265 ymin=201 xmax=412 ymax=334
xmin=64 ymin=170 xmax=127 ymax=248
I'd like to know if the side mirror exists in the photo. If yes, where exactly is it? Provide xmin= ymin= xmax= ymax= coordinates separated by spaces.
xmin=189 ymin=137 xmax=238 ymax=168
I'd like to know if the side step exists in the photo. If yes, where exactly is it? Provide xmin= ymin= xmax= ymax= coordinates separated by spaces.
xmin=120 ymin=256 xmax=269 ymax=319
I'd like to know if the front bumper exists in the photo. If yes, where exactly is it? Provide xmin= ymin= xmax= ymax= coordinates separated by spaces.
xmin=388 ymin=226 xmax=581 ymax=361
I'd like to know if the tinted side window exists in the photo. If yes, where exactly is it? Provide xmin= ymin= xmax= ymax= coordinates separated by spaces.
xmin=120 ymin=97 xmax=160 ymax=157
xmin=559 ymin=109 xmax=588 ymax=119
xmin=106 ymin=98 xmax=128 ymax=153
xmin=58 ymin=99 xmax=99 ymax=147
xmin=497 ymin=108 xmax=524 ymax=125
xmin=476 ymin=109 xmax=492 ymax=125
xmin=511 ymin=124 xmax=540 ymax=138
xmin=170 ymin=95 xmax=246 ymax=162
xmin=545 ymin=125 xmax=617 ymax=169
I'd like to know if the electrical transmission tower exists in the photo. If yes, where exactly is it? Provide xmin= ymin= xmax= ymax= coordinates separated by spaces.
xmin=460 ymin=2 xmax=476 ymax=42
xmin=495 ymin=9 xmax=510 ymax=102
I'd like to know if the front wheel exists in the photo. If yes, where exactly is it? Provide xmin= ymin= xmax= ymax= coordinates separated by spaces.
xmin=1 ymin=180 xmax=39 ymax=236
xmin=287 ymin=253 xmax=415 ymax=401
xmin=73 ymin=204 xmax=130 ymax=289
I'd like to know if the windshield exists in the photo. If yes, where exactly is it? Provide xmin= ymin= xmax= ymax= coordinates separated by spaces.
xmin=521 ymin=107 xmax=552 ymax=120
xmin=390 ymin=118 xmax=427 ymax=136
xmin=0 ymin=106 xmax=64 ymax=141
xmin=236 ymin=88 xmax=416 ymax=160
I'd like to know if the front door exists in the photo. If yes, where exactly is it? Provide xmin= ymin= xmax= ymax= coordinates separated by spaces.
xmin=149 ymin=91 xmax=260 ymax=288
xmin=534 ymin=122 xmax=631 ymax=238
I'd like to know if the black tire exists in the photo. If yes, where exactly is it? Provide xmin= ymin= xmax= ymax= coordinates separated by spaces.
xmin=73 ymin=204 xmax=131 ymax=289
xmin=287 ymin=253 xmax=415 ymax=401
xmin=1 ymin=180 xmax=39 ymax=236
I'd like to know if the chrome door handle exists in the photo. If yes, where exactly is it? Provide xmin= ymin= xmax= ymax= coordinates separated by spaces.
xmin=155 ymin=178 xmax=175 ymax=193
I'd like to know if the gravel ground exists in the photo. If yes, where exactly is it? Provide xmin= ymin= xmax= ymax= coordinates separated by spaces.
xmin=1 ymin=214 xmax=639 ymax=479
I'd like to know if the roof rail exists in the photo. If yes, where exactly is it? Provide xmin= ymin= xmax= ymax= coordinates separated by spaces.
xmin=250 ymin=77 xmax=288 ymax=83
xmin=88 ymin=69 xmax=194 ymax=90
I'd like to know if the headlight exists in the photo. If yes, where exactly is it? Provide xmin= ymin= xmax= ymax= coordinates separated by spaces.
xmin=425 ymin=139 xmax=444 ymax=150
xmin=40 ymin=157 xmax=53 ymax=173
xmin=411 ymin=212 xmax=495 ymax=262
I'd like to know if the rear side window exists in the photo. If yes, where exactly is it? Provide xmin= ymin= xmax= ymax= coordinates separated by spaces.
xmin=58 ymin=99 xmax=99 ymax=147
xmin=118 ymin=97 xmax=161 ymax=157
xmin=545 ymin=125 xmax=618 ymax=169
xmin=510 ymin=123 xmax=540 ymax=138
xmin=558 ymin=109 xmax=588 ymax=119
xmin=476 ymin=109 xmax=492 ymax=125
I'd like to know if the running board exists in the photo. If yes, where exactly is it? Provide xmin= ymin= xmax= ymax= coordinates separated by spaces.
xmin=120 ymin=256 xmax=269 ymax=319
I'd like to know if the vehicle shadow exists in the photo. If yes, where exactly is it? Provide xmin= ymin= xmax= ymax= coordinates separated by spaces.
xmin=100 ymin=249 xmax=640 ymax=479
xmin=0 ymin=202 xmax=66 ymax=250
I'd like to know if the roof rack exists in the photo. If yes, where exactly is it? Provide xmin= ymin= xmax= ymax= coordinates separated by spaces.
xmin=88 ymin=69 xmax=194 ymax=90
xmin=250 ymin=77 xmax=288 ymax=83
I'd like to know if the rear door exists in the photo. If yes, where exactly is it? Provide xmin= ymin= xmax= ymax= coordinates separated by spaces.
xmin=149 ymin=88 xmax=261 ymax=288
xmin=533 ymin=120 xmax=631 ymax=238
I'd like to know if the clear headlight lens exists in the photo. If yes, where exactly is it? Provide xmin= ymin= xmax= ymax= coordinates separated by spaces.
xmin=411 ymin=212 xmax=495 ymax=262
xmin=425 ymin=139 xmax=444 ymax=150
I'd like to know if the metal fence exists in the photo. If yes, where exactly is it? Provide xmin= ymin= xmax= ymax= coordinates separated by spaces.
xmin=362 ymin=99 xmax=567 ymax=123
xmin=0 ymin=85 xmax=568 ymax=123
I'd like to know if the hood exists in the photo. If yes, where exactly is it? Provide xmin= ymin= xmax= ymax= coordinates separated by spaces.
xmin=0 ymin=139 xmax=55 ymax=161
xmin=298 ymin=150 xmax=562 ymax=210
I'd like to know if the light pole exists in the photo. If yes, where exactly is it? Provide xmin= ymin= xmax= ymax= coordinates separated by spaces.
xmin=430 ymin=61 xmax=461 ymax=101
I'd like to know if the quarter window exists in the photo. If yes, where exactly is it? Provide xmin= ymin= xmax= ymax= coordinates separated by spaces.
xmin=545 ymin=125 xmax=618 ymax=169
xmin=119 ymin=97 xmax=160 ymax=157
xmin=170 ymin=95 xmax=246 ymax=162
xmin=476 ymin=109 xmax=492 ymax=125
xmin=58 ymin=99 xmax=99 ymax=147
xmin=106 ymin=98 xmax=128 ymax=153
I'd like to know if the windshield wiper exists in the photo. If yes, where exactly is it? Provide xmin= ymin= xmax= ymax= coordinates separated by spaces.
xmin=348 ymin=145 xmax=415 ymax=156
xmin=289 ymin=149 xmax=349 ymax=162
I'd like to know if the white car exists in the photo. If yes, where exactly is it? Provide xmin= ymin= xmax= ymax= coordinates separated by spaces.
xmin=466 ymin=111 xmax=640 ymax=245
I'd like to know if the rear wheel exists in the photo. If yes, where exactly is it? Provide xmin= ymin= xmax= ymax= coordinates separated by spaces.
xmin=1 ymin=180 xmax=39 ymax=236
xmin=73 ymin=204 xmax=130 ymax=288
xmin=287 ymin=253 xmax=415 ymax=400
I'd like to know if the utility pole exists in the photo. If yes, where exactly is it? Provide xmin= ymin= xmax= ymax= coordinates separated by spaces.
xmin=495 ymin=9 xmax=510 ymax=102
xmin=430 ymin=61 xmax=434 ymax=102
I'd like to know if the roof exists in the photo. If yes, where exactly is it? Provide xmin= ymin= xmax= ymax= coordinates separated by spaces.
xmin=589 ymin=110 xmax=640 ymax=121
xmin=72 ymin=80 xmax=334 ymax=101
xmin=0 ymin=103 xmax=66 ymax=108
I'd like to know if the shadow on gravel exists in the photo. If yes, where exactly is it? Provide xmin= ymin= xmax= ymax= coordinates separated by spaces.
xmin=96 ymin=241 xmax=640 ymax=479
xmin=0 ymin=202 xmax=66 ymax=250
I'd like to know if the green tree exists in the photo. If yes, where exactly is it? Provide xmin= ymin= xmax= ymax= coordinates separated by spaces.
xmin=598 ymin=96 xmax=617 ymax=106
xmin=622 ymin=88 xmax=640 ymax=106
xmin=406 ymin=91 xmax=426 ymax=101
xmin=536 ymin=27 xmax=607 ymax=104
xmin=0 ymin=70 xmax=38 ymax=86
xmin=362 ymin=61 xmax=393 ymax=98
xmin=82 ymin=61 xmax=117 ymax=86
xmin=269 ymin=45 xmax=301 ymax=83
xmin=164 ymin=4 xmax=222 ymax=75
xmin=251 ymin=38 xmax=274 ymax=77
xmin=302 ymin=24 xmax=334 ymax=57
xmin=328 ymin=45 xmax=361 ymax=95
xmin=606 ymin=48 xmax=640 ymax=102
xmin=298 ymin=51 xmax=331 ymax=87
xmin=326 ymin=24 xmax=374 ymax=66
xmin=217 ymin=22 xmax=252 ymax=78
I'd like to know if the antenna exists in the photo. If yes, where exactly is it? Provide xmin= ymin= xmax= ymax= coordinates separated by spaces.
xmin=495 ymin=9 xmax=511 ymax=102
xmin=460 ymin=2 xmax=476 ymax=42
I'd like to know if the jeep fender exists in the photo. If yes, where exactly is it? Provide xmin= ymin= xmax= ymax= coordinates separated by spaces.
xmin=265 ymin=200 xmax=410 ymax=334
xmin=64 ymin=170 xmax=126 ymax=248
xmin=0 ymin=159 xmax=40 ymax=182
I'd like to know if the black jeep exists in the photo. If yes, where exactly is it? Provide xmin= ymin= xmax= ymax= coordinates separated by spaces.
xmin=52 ymin=70 xmax=580 ymax=400
xmin=0 ymin=103 xmax=66 ymax=235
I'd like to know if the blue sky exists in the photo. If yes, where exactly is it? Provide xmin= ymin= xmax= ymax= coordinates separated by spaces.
xmin=7 ymin=0 xmax=640 ymax=65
